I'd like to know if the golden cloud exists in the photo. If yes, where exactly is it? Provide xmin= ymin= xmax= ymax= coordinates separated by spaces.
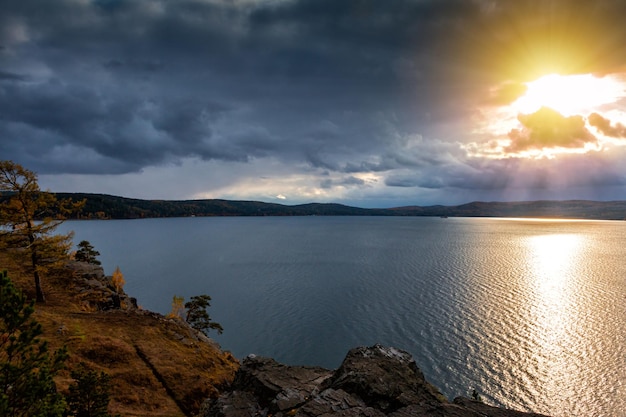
xmin=506 ymin=107 xmax=597 ymax=152
xmin=588 ymin=113 xmax=626 ymax=138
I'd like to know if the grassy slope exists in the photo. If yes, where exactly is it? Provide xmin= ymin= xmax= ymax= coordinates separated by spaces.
xmin=2 ymin=256 xmax=238 ymax=417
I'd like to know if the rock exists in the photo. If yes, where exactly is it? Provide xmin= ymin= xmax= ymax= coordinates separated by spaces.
xmin=324 ymin=345 xmax=446 ymax=412
xmin=66 ymin=260 xmax=106 ymax=280
xmin=203 ymin=345 xmax=550 ymax=417
xmin=85 ymin=278 xmax=106 ymax=289
xmin=229 ymin=355 xmax=331 ymax=412
xmin=297 ymin=388 xmax=382 ymax=417
xmin=67 ymin=260 xmax=138 ymax=312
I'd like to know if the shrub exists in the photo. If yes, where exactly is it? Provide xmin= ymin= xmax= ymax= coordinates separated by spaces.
xmin=111 ymin=267 xmax=125 ymax=293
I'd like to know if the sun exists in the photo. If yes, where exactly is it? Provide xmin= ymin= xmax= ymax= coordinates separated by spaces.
xmin=467 ymin=71 xmax=626 ymax=159
xmin=511 ymin=73 xmax=623 ymax=116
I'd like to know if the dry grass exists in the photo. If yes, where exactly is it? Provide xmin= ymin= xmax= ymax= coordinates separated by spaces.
xmin=1 ymin=254 xmax=239 ymax=417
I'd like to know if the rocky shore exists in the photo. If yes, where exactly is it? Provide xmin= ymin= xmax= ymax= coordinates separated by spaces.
xmin=203 ymin=344 xmax=549 ymax=417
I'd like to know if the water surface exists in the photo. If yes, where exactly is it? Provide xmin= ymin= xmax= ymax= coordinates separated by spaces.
xmin=59 ymin=216 xmax=626 ymax=417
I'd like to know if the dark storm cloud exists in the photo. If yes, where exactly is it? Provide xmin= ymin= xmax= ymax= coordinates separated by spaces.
xmin=385 ymin=158 xmax=512 ymax=191
xmin=0 ymin=70 xmax=28 ymax=81
xmin=506 ymin=107 xmax=597 ymax=152
xmin=103 ymin=59 xmax=164 ymax=73
xmin=1 ymin=0 xmax=626 ymax=194
xmin=0 ymin=77 xmax=241 ymax=173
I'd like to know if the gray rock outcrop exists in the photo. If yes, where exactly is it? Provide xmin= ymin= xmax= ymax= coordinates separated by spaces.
xmin=66 ymin=261 xmax=137 ymax=311
xmin=204 ymin=344 xmax=549 ymax=417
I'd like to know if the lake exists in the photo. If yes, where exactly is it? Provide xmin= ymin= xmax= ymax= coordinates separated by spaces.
xmin=58 ymin=216 xmax=626 ymax=417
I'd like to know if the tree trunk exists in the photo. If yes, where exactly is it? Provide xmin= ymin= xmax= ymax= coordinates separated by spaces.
xmin=27 ymin=226 xmax=45 ymax=303
xmin=34 ymin=268 xmax=45 ymax=303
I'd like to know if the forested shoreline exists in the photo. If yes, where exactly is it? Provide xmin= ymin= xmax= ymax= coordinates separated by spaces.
xmin=17 ymin=192 xmax=626 ymax=220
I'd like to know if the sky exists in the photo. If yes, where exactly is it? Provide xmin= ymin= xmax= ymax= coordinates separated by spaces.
xmin=2 ymin=0 xmax=626 ymax=208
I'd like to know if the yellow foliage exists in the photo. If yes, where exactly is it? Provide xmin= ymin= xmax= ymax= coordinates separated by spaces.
xmin=112 ymin=266 xmax=125 ymax=292
xmin=167 ymin=295 xmax=185 ymax=320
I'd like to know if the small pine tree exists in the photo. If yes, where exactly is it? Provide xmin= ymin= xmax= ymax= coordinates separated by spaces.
xmin=75 ymin=241 xmax=101 ymax=265
xmin=184 ymin=295 xmax=224 ymax=335
xmin=0 ymin=270 xmax=68 ymax=417
xmin=66 ymin=364 xmax=116 ymax=417
xmin=167 ymin=295 xmax=185 ymax=320
xmin=111 ymin=267 xmax=125 ymax=293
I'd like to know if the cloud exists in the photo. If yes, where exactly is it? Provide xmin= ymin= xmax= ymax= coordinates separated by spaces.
xmin=588 ymin=112 xmax=626 ymax=138
xmin=487 ymin=81 xmax=528 ymax=106
xmin=0 ymin=70 xmax=28 ymax=81
xmin=320 ymin=175 xmax=367 ymax=190
xmin=3 ymin=0 xmax=626 ymax=204
xmin=506 ymin=107 xmax=598 ymax=152
xmin=385 ymin=149 xmax=626 ymax=197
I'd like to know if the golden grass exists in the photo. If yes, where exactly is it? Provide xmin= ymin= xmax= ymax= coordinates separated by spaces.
xmin=1 ymin=254 xmax=239 ymax=417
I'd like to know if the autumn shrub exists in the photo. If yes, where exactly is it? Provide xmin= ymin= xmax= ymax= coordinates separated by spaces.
xmin=111 ymin=267 xmax=125 ymax=293
xmin=167 ymin=295 xmax=185 ymax=319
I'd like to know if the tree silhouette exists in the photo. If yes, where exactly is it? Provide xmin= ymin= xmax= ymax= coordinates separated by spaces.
xmin=75 ymin=241 xmax=101 ymax=265
xmin=184 ymin=295 xmax=223 ymax=335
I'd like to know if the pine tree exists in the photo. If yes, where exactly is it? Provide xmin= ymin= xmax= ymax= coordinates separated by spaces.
xmin=0 ymin=270 xmax=68 ymax=416
xmin=184 ymin=295 xmax=224 ymax=335
xmin=0 ymin=161 xmax=84 ymax=302
xmin=66 ymin=364 xmax=116 ymax=417
xmin=75 ymin=241 xmax=101 ymax=265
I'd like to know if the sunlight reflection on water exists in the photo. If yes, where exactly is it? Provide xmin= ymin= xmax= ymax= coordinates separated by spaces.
xmin=525 ymin=234 xmax=583 ymax=414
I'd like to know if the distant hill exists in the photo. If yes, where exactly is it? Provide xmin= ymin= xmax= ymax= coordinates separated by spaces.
xmin=50 ymin=193 xmax=388 ymax=219
xmin=5 ymin=192 xmax=626 ymax=220
xmin=389 ymin=200 xmax=626 ymax=220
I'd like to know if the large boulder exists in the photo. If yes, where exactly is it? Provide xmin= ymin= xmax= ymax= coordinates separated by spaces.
xmin=204 ymin=344 xmax=550 ymax=417
xmin=324 ymin=345 xmax=446 ymax=412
